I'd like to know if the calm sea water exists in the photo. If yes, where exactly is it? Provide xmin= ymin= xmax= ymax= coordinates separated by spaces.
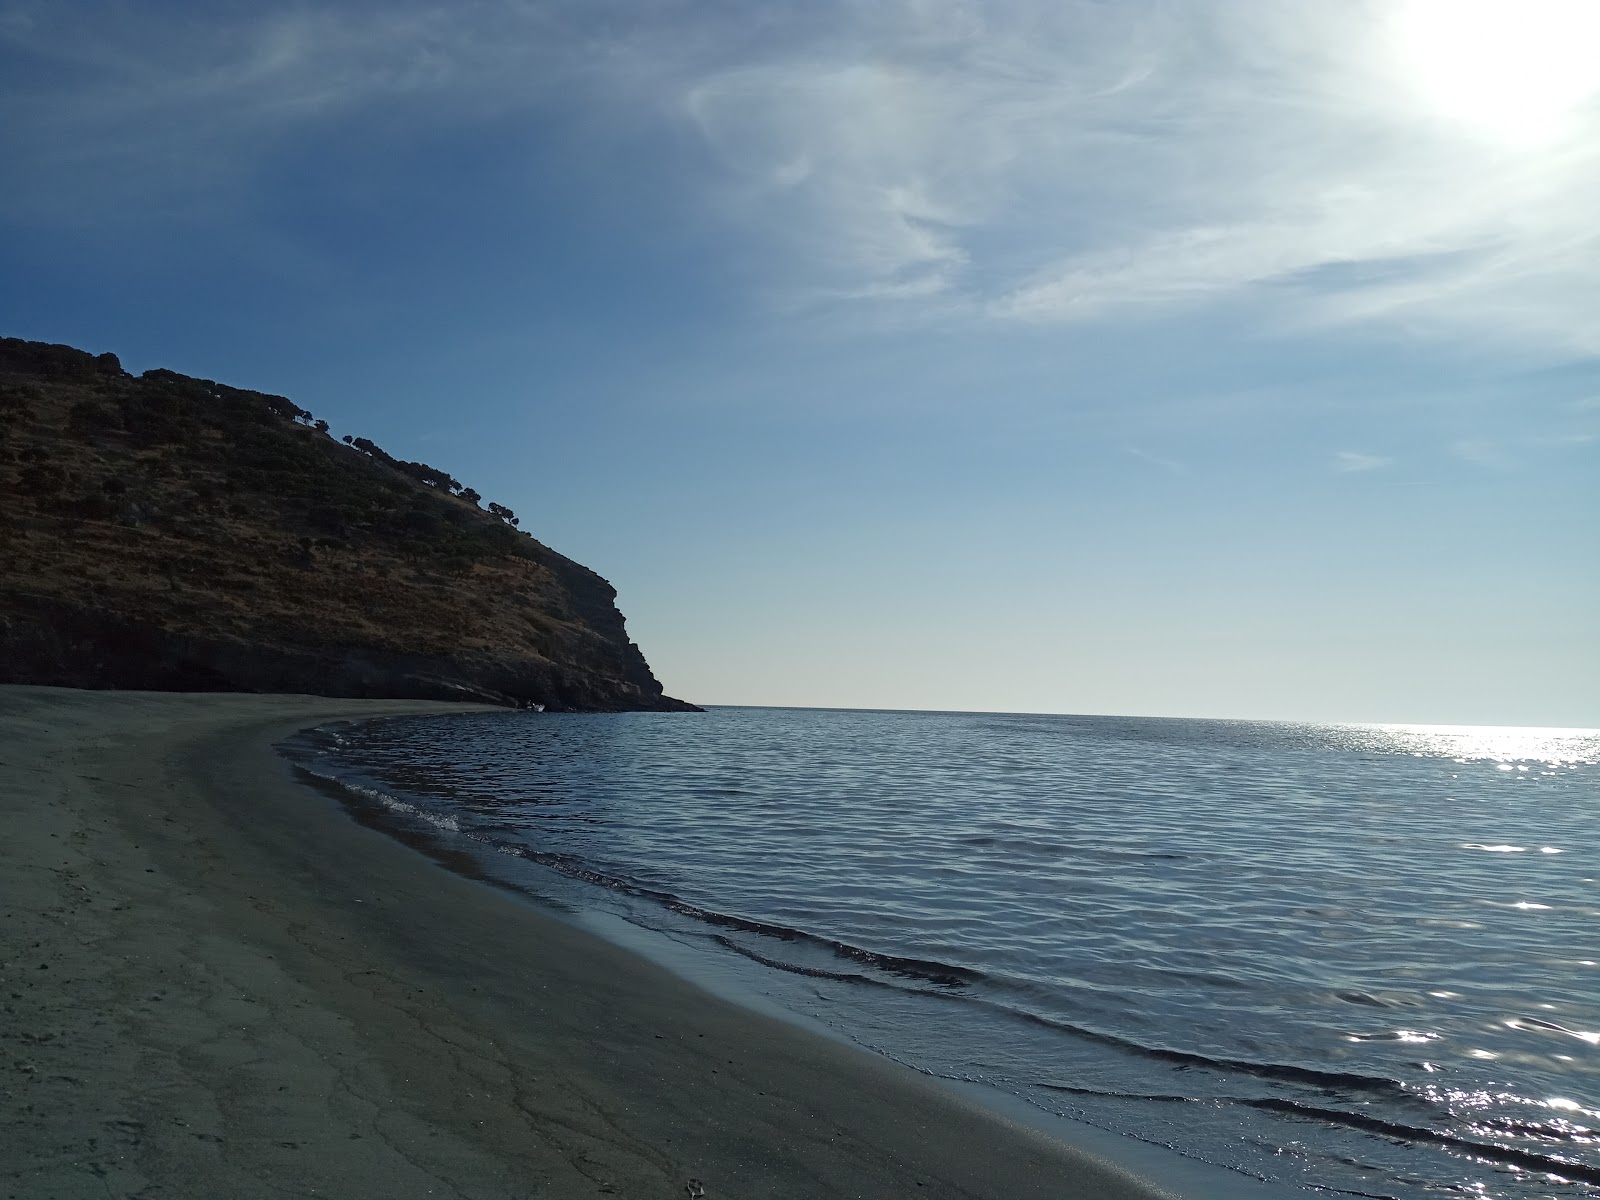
xmin=282 ymin=708 xmax=1599 ymax=1199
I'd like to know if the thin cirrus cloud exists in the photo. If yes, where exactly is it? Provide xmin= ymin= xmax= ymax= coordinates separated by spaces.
xmin=1450 ymin=438 xmax=1515 ymax=470
xmin=678 ymin=2 xmax=1600 ymax=351
xmin=1333 ymin=451 xmax=1394 ymax=473
xmin=1126 ymin=447 xmax=1187 ymax=474
xmin=3 ymin=0 xmax=1597 ymax=353
xmin=0 ymin=3 xmax=583 ymax=203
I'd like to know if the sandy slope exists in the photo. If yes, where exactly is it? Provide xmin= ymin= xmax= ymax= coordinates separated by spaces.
xmin=0 ymin=686 xmax=1173 ymax=1199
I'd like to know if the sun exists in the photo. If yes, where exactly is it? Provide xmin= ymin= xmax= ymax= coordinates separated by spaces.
xmin=1391 ymin=0 xmax=1600 ymax=142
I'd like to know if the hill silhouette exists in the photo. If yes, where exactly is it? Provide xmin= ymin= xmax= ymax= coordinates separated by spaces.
xmin=0 ymin=337 xmax=696 ymax=711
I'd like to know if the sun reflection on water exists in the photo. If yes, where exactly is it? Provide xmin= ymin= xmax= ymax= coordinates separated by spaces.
xmin=1334 ymin=722 xmax=1600 ymax=765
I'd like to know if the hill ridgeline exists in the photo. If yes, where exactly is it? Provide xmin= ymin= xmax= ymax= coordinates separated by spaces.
xmin=0 ymin=337 xmax=697 ymax=711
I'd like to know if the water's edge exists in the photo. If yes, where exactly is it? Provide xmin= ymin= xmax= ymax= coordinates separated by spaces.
xmin=277 ymin=707 xmax=1600 ymax=1200
xmin=285 ymin=747 xmax=1299 ymax=1200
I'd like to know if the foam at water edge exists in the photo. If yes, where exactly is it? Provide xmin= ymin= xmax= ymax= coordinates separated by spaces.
xmin=300 ymin=765 xmax=462 ymax=834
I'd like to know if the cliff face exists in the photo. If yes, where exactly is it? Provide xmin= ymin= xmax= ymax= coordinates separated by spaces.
xmin=0 ymin=338 xmax=697 ymax=711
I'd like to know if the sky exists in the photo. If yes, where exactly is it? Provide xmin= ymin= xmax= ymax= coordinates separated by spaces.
xmin=1 ymin=0 xmax=1596 ymax=726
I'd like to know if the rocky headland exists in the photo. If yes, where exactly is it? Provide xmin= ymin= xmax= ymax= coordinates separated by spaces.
xmin=0 ymin=337 xmax=697 ymax=711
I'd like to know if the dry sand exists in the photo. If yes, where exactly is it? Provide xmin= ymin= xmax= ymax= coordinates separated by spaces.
xmin=0 ymin=686 xmax=1176 ymax=1199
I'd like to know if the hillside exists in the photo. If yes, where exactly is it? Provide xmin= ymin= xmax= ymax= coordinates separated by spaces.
xmin=0 ymin=337 xmax=697 ymax=711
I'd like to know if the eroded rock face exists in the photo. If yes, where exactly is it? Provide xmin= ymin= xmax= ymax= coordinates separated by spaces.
xmin=0 ymin=337 xmax=698 ymax=712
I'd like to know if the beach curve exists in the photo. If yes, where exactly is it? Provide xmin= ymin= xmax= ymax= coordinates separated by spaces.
xmin=0 ymin=685 xmax=1176 ymax=1199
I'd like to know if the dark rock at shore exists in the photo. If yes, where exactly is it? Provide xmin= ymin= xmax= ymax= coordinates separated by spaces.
xmin=0 ymin=337 xmax=699 ymax=712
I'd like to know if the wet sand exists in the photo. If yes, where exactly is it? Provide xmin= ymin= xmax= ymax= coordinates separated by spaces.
xmin=0 ymin=686 xmax=1176 ymax=1199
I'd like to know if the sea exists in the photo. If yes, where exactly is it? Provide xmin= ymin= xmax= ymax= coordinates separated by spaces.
xmin=280 ymin=707 xmax=1599 ymax=1200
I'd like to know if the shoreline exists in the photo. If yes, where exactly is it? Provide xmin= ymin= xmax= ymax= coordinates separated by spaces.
xmin=1 ymin=686 xmax=1176 ymax=1199
xmin=296 ymin=737 xmax=1296 ymax=1200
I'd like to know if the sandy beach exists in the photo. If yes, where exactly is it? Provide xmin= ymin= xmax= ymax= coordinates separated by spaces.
xmin=0 ymin=686 xmax=1174 ymax=1199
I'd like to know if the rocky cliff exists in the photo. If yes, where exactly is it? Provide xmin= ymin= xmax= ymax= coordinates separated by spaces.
xmin=0 ymin=337 xmax=697 ymax=711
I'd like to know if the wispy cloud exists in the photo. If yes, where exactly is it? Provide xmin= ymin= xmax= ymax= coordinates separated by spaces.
xmin=1450 ymin=438 xmax=1516 ymax=470
xmin=0 ymin=2 xmax=597 ymax=213
xmin=672 ymin=1 xmax=1600 ymax=352
xmin=1334 ymin=451 xmax=1393 ymax=473
xmin=1126 ymin=446 xmax=1187 ymax=473
xmin=4 ymin=0 xmax=1597 ymax=354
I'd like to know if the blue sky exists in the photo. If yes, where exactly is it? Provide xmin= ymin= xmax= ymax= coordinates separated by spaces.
xmin=2 ymin=0 xmax=1595 ymax=724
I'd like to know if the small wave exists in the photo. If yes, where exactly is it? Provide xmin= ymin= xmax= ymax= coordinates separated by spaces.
xmin=1005 ymin=1007 xmax=1410 ymax=1095
xmin=1244 ymin=1098 xmax=1600 ymax=1186
xmin=1036 ymin=1086 xmax=1600 ymax=1186
xmin=1504 ymin=1017 xmax=1600 ymax=1045
xmin=710 ymin=935 xmax=878 ymax=985
xmin=1335 ymin=991 xmax=1393 ymax=1008
xmin=305 ymin=779 xmax=990 ymax=991
xmin=493 ymin=852 xmax=986 ymax=987
xmin=301 ymin=768 xmax=461 ymax=833
xmin=651 ymin=898 xmax=986 ymax=988
xmin=955 ymin=835 xmax=1185 ymax=863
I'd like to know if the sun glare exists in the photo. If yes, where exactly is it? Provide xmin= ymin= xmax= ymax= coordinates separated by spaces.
xmin=1392 ymin=0 xmax=1600 ymax=142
